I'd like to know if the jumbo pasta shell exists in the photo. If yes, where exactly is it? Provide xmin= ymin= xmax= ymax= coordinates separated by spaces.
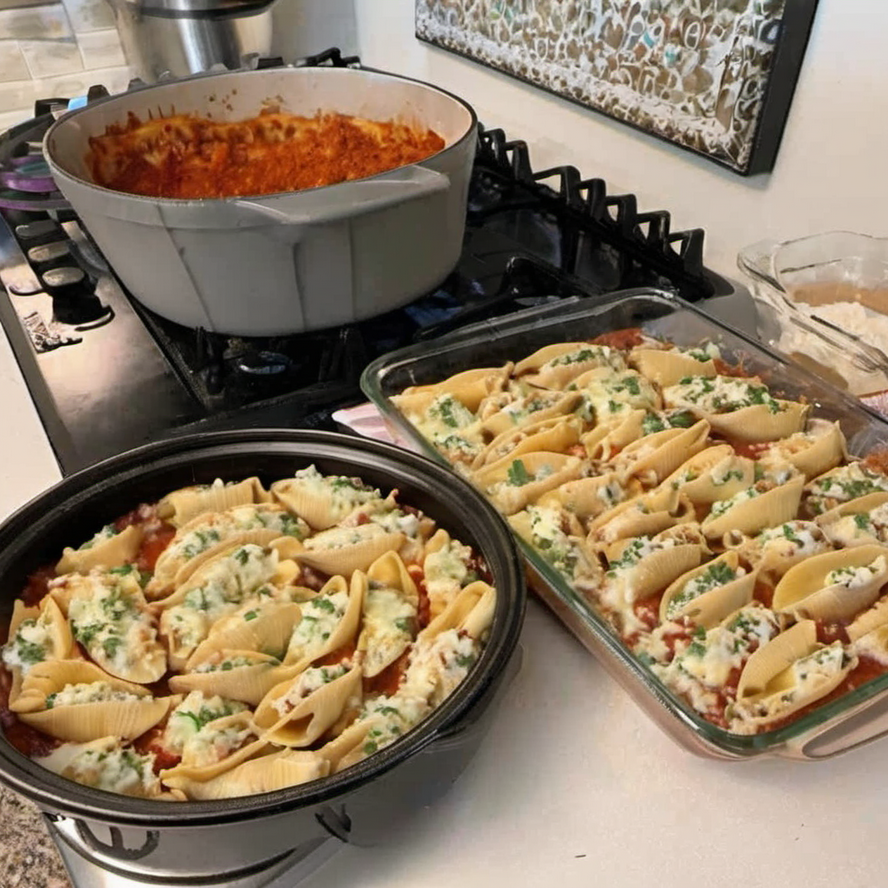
xmin=253 ymin=660 xmax=363 ymax=747
xmin=37 ymin=736 xmax=173 ymax=799
xmin=393 ymin=365 xmax=512 ymax=412
xmin=358 ymin=553 xmax=420 ymax=677
xmin=815 ymin=492 xmax=888 ymax=548
xmin=185 ymin=601 xmax=303 ymax=669
xmin=611 ymin=420 xmax=710 ymax=485
xmin=772 ymin=544 xmax=888 ymax=621
xmin=701 ymin=474 xmax=806 ymax=539
xmin=733 ymin=621 xmax=853 ymax=728
xmin=741 ymin=521 xmax=831 ymax=580
xmin=847 ymin=595 xmax=888 ymax=643
xmin=536 ymin=473 xmax=634 ymax=522
xmin=803 ymin=461 xmax=888 ymax=517
xmin=157 ymin=477 xmax=270 ymax=527
xmin=701 ymin=400 xmax=810 ymax=444
xmin=296 ymin=524 xmax=405 ymax=576
xmin=56 ymin=524 xmax=143 ymax=576
xmin=514 ymin=342 xmax=625 ymax=388
xmin=480 ymin=391 xmax=583 ymax=439
xmin=13 ymin=659 xmax=171 ymax=742
xmin=581 ymin=410 xmax=647 ymax=461
xmin=656 ymin=445 xmax=755 ymax=506
xmin=169 ymin=650 xmax=284 ymax=705
xmin=145 ymin=504 xmax=308 ymax=599
xmin=471 ymin=416 xmax=584 ymax=471
xmin=284 ymin=572 xmax=365 ymax=671
xmin=60 ymin=569 xmax=166 ymax=685
xmin=162 ymin=712 xmax=269 ymax=779
xmin=320 ymin=714 xmax=388 ymax=773
xmin=758 ymin=419 xmax=847 ymax=480
xmin=3 ymin=597 xmax=75 ymax=704
xmin=155 ymin=544 xmax=286 ymax=670
xmin=600 ymin=525 xmax=707 ymax=605
xmin=587 ymin=486 xmax=695 ymax=544
xmin=163 ymin=748 xmax=329 ymax=800
xmin=418 ymin=580 xmax=496 ymax=643
xmin=153 ymin=543 xmax=282 ymax=611
xmin=659 ymin=551 xmax=756 ymax=627
xmin=270 ymin=471 xmax=392 ymax=532
xmin=475 ymin=452 xmax=584 ymax=516
xmin=508 ymin=508 xmax=603 ymax=595
xmin=628 ymin=347 xmax=717 ymax=387
xmin=851 ymin=623 xmax=888 ymax=658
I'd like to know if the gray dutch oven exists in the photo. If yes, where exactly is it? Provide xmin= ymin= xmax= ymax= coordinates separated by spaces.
xmin=43 ymin=66 xmax=478 ymax=336
xmin=0 ymin=430 xmax=525 ymax=885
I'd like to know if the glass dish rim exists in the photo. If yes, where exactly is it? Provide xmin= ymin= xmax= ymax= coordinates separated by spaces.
xmin=361 ymin=286 xmax=888 ymax=758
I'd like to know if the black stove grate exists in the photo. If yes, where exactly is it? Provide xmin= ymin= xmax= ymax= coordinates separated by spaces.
xmin=0 ymin=50 xmax=736 ymax=474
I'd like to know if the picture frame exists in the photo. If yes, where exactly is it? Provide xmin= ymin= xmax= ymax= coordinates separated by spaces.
xmin=415 ymin=0 xmax=820 ymax=175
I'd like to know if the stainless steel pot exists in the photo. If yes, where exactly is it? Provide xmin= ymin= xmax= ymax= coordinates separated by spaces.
xmin=108 ymin=0 xmax=277 ymax=83
xmin=43 ymin=67 xmax=477 ymax=336
xmin=0 ymin=430 xmax=524 ymax=885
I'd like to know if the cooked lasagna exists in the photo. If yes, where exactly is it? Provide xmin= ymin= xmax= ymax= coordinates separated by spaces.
xmin=391 ymin=332 xmax=888 ymax=737
xmin=0 ymin=468 xmax=495 ymax=800
xmin=86 ymin=110 xmax=446 ymax=199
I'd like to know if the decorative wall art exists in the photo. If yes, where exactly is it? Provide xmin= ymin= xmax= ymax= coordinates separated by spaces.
xmin=415 ymin=0 xmax=819 ymax=175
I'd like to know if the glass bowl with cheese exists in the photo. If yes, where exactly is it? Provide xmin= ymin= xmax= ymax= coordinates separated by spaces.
xmin=738 ymin=231 xmax=888 ymax=401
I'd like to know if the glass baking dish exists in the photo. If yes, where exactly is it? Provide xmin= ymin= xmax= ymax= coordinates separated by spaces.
xmin=360 ymin=288 xmax=888 ymax=761
xmin=738 ymin=231 xmax=888 ymax=400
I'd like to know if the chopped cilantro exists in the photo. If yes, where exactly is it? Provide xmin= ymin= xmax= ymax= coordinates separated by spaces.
xmin=13 ymin=634 xmax=46 ymax=665
xmin=854 ymin=513 xmax=873 ymax=531
xmin=642 ymin=413 xmax=666 ymax=435
xmin=101 ymin=635 xmax=124 ymax=659
xmin=109 ymin=564 xmax=134 ymax=576
xmin=668 ymin=410 xmax=695 ymax=428
xmin=507 ymin=459 xmax=531 ymax=487
xmin=74 ymin=622 xmax=102 ymax=646
xmin=175 ymin=711 xmax=203 ymax=731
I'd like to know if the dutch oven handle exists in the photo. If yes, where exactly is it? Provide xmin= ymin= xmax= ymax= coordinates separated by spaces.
xmin=227 ymin=164 xmax=450 ymax=228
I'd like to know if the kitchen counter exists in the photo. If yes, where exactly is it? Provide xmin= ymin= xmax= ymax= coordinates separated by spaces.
xmin=0 ymin=315 xmax=884 ymax=888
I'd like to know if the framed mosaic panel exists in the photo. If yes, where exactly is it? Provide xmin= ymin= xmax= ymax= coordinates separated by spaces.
xmin=415 ymin=0 xmax=819 ymax=175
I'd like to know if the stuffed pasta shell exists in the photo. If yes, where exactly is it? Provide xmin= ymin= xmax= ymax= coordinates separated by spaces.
xmin=1 ymin=467 xmax=498 ymax=801
xmin=388 ymin=328 xmax=888 ymax=739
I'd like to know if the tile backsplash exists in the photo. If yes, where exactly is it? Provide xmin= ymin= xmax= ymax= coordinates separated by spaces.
xmin=0 ymin=0 xmax=132 ymax=131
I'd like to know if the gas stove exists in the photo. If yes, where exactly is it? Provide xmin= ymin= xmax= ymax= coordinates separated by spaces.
xmin=0 ymin=49 xmax=735 ymax=477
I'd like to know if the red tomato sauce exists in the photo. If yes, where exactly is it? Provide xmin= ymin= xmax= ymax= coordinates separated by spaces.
xmin=137 ymin=525 xmax=176 ymax=573
xmin=363 ymin=649 xmax=410 ymax=698
xmin=21 ymin=566 xmax=55 ymax=608
xmin=591 ymin=328 xmax=646 ymax=350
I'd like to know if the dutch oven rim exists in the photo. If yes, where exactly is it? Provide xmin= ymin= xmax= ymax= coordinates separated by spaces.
xmin=0 ymin=429 xmax=525 ymax=827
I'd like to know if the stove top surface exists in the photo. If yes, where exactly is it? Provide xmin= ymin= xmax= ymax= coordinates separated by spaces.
xmin=0 ymin=58 xmax=736 ymax=476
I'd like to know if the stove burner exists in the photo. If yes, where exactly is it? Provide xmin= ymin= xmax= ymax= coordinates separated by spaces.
xmin=236 ymin=350 xmax=295 ymax=377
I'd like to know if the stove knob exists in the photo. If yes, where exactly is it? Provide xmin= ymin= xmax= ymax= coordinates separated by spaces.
xmin=27 ymin=240 xmax=70 ymax=267
xmin=15 ymin=218 xmax=62 ymax=246
xmin=41 ymin=267 xmax=110 ymax=326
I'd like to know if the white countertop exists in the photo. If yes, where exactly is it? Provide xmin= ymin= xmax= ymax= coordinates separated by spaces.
xmin=0 ymin=321 xmax=880 ymax=888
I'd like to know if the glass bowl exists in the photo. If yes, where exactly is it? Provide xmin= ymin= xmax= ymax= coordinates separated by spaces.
xmin=738 ymin=231 xmax=888 ymax=398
